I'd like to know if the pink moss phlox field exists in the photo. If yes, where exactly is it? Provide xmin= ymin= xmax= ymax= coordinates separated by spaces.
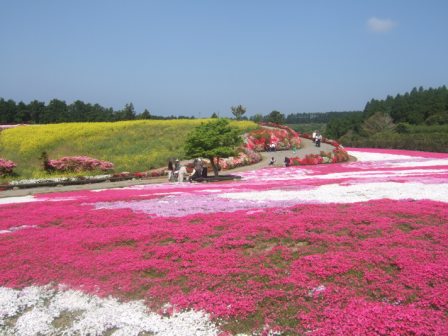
xmin=1 ymin=148 xmax=448 ymax=334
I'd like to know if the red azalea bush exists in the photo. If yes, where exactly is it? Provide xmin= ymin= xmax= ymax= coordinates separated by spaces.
xmin=148 ymin=168 xmax=166 ymax=177
xmin=47 ymin=156 xmax=114 ymax=173
xmin=289 ymin=148 xmax=349 ymax=166
xmin=245 ymin=124 xmax=301 ymax=152
xmin=0 ymin=158 xmax=16 ymax=176
xmin=287 ymin=132 xmax=349 ymax=165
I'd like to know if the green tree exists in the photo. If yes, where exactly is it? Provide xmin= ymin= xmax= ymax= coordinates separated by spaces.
xmin=41 ymin=99 xmax=67 ymax=123
xmin=184 ymin=119 xmax=243 ymax=176
xmin=265 ymin=110 xmax=285 ymax=124
xmin=211 ymin=112 xmax=218 ymax=118
xmin=28 ymin=100 xmax=45 ymax=124
xmin=0 ymin=99 xmax=17 ymax=123
xmin=230 ymin=104 xmax=246 ymax=120
xmin=15 ymin=101 xmax=31 ymax=123
xmin=250 ymin=113 xmax=264 ymax=123
xmin=68 ymin=100 xmax=89 ymax=122
xmin=122 ymin=103 xmax=136 ymax=120
xmin=140 ymin=109 xmax=151 ymax=119
xmin=361 ymin=112 xmax=395 ymax=136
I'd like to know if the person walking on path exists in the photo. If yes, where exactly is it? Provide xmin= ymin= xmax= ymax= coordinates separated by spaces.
xmin=269 ymin=157 xmax=276 ymax=165
xmin=315 ymin=132 xmax=322 ymax=147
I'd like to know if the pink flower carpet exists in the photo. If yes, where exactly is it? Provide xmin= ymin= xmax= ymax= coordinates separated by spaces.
xmin=1 ymin=148 xmax=447 ymax=335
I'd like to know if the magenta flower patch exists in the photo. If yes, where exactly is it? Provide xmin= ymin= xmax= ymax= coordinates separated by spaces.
xmin=1 ymin=148 xmax=447 ymax=335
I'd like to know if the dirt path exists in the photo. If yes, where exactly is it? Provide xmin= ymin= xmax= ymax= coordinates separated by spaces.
xmin=0 ymin=137 xmax=335 ymax=198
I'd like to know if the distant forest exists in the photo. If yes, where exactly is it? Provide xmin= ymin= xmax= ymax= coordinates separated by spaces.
xmin=0 ymin=99 xmax=194 ymax=124
xmin=0 ymin=97 xmax=358 ymax=125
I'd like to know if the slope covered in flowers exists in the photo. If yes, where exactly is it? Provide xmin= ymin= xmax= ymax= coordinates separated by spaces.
xmin=1 ymin=148 xmax=447 ymax=335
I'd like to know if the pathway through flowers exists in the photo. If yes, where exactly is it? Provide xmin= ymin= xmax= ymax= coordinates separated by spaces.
xmin=1 ymin=148 xmax=447 ymax=335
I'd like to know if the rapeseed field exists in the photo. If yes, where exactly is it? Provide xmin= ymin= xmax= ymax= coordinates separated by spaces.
xmin=0 ymin=119 xmax=257 ymax=180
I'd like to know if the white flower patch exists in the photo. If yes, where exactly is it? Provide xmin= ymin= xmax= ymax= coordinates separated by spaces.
xmin=0 ymin=196 xmax=78 ymax=205
xmin=0 ymin=196 xmax=38 ymax=205
xmin=347 ymin=151 xmax=417 ymax=162
xmin=304 ymin=168 xmax=448 ymax=181
xmin=0 ymin=286 xmax=220 ymax=336
xmin=239 ymin=167 xmax=312 ymax=182
xmin=0 ymin=225 xmax=37 ymax=235
xmin=381 ymin=158 xmax=448 ymax=168
xmin=220 ymin=182 xmax=448 ymax=204
xmin=348 ymin=150 xmax=448 ymax=168
xmin=15 ymin=308 xmax=54 ymax=336
xmin=9 ymin=175 xmax=112 ymax=186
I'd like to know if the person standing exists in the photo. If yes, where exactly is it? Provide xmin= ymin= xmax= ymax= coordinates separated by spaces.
xmin=177 ymin=164 xmax=187 ymax=182
xmin=315 ymin=132 xmax=322 ymax=147
xmin=194 ymin=158 xmax=203 ymax=177
xmin=269 ymin=157 xmax=276 ymax=165
xmin=167 ymin=159 xmax=174 ymax=181
xmin=174 ymin=159 xmax=181 ymax=171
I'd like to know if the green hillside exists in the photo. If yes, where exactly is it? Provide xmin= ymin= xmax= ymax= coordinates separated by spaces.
xmin=0 ymin=119 xmax=258 ymax=181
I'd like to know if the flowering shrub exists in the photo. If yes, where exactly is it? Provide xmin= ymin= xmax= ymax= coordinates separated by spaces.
xmin=283 ymin=132 xmax=350 ymax=165
xmin=47 ymin=156 xmax=114 ymax=173
xmin=147 ymin=168 xmax=166 ymax=177
xmin=216 ymin=148 xmax=262 ymax=170
xmin=1 ymin=148 xmax=447 ymax=335
xmin=259 ymin=122 xmax=301 ymax=138
xmin=245 ymin=124 xmax=301 ymax=151
xmin=289 ymin=147 xmax=350 ymax=166
xmin=0 ymin=158 xmax=16 ymax=176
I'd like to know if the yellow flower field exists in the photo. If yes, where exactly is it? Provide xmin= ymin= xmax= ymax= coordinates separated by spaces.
xmin=0 ymin=119 xmax=257 ymax=180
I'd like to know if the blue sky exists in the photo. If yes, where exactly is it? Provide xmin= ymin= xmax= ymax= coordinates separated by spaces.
xmin=1 ymin=1 xmax=447 ymax=117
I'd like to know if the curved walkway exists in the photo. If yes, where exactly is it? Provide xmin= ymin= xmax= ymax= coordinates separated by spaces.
xmin=0 ymin=138 xmax=336 ymax=198
xmin=231 ymin=137 xmax=334 ymax=172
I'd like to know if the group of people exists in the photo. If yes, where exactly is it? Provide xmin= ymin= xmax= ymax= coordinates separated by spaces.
xmin=312 ymin=130 xmax=323 ymax=147
xmin=266 ymin=142 xmax=277 ymax=152
xmin=167 ymin=158 xmax=207 ymax=182
xmin=269 ymin=156 xmax=292 ymax=167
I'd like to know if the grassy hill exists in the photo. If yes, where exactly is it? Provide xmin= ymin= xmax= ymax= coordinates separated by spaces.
xmin=0 ymin=119 xmax=258 ymax=181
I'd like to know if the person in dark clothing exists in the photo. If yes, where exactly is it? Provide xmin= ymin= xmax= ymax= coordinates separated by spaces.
xmin=193 ymin=158 xmax=203 ymax=177
xmin=315 ymin=132 xmax=322 ymax=147
xmin=167 ymin=159 xmax=175 ymax=181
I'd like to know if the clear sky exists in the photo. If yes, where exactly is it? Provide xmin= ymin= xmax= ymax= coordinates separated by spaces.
xmin=1 ymin=1 xmax=447 ymax=117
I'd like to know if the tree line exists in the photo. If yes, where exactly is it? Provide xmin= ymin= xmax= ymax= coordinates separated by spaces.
xmin=325 ymin=86 xmax=448 ymax=139
xmin=0 ymin=99 xmax=195 ymax=124
xmin=2 ymin=85 xmax=447 ymax=129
